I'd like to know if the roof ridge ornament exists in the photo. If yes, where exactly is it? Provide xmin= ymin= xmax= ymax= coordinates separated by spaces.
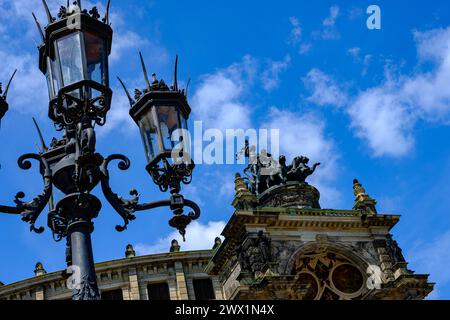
xmin=352 ymin=179 xmax=377 ymax=214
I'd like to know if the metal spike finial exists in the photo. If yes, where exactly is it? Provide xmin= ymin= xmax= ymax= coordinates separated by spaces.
xmin=41 ymin=0 xmax=54 ymax=23
xmin=117 ymin=77 xmax=134 ymax=107
xmin=3 ymin=69 xmax=17 ymax=100
xmin=173 ymin=54 xmax=179 ymax=91
xmin=32 ymin=117 xmax=48 ymax=153
xmin=104 ymin=0 xmax=111 ymax=25
xmin=31 ymin=13 xmax=45 ymax=42
xmin=185 ymin=77 xmax=191 ymax=98
xmin=139 ymin=52 xmax=152 ymax=92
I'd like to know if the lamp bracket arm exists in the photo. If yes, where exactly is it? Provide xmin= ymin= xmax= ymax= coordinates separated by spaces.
xmin=0 ymin=153 xmax=52 ymax=234
xmin=100 ymin=154 xmax=139 ymax=232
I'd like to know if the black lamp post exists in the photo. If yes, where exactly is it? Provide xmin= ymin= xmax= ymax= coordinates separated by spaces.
xmin=0 ymin=1 xmax=200 ymax=300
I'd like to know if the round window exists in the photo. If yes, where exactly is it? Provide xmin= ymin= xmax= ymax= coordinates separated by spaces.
xmin=331 ymin=264 xmax=364 ymax=294
xmin=295 ymin=273 xmax=319 ymax=300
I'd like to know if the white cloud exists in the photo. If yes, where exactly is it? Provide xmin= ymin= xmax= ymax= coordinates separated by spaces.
xmin=265 ymin=107 xmax=340 ymax=207
xmin=303 ymin=69 xmax=348 ymax=108
xmin=0 ymin=50 xmax=47 ymax=115
xmin=347 ymin=47 xmax=361 ymax=59
xmin=323 ymin=5 xmax=340 ymax=27
xmin=260 ymin=55 xmax=291 ymax=92
xmin=349 ymin=26 xmax=450 ymax=157
xmin=97 ymin=84 xmax=136 ymax=137
xmin=191 ymin=55 xmax=257 ymax=130
xmin=288 ymin=16 xmax=302 ymax=45
xmin=305 ymin=26 xmax=450 ymax=158
xmin=348 ymin=83 xmax=416 ymax=157
xmin=299 ymin=43 xmax=312 ymax=55
xmin=407 ymin=230 xmax=450 ymax=300
xmin=319 ymin=5 xmax=341 ymax=40
xmin=134 ymin=220 xmax=226 ymax=255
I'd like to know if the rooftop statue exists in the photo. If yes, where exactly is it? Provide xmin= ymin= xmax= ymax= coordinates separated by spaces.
xmin=236 ymin=140 xmax=320 ymax=196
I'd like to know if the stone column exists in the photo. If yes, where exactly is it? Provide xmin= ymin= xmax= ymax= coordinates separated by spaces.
xmin=35 ymin=287 xmax=45 ymax=300
xmin=212 ymin=278 xmax=224 ymax=300
xmin=168 ymin=279 xmax=179 ymax=300
xmin=174 ymin=262 xmax=189 ymax=300
xmin=128 ymin=267 xmax=141 ymax=300
xmin=122 ymin=287 xmax=131 ymax=300
xmin=186 ymin=278 xmax=195 ymax=300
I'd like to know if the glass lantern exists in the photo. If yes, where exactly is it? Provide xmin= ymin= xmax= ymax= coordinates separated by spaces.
xmin=38 ymin=11 xmax=113 ymax=120
xmin=131 ymin=91 xmax=192 ymax=168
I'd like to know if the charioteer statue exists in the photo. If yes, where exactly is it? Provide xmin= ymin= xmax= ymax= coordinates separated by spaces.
xmin=237 ymin=140 xmax=321 ymax=199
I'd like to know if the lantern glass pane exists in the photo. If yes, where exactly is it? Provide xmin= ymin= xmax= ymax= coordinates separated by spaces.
xmin=84 ymin=32 xmax=108 ymax=86
xmin=171 ymin=114 xmax=191 ymax=164
xmin=56 ymin=33 xmax=84 ymax=86
xmin=156 ymin=106 xmax=180 ymax=152
xmin=46 ymin=58 xmax=59 ymax=100
xmin=138 ymin=108 xmax=159 ymax=163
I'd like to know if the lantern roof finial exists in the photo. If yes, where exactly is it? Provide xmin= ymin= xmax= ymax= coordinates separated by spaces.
xmin=117 ymin=77 xmax=135 ymax=108
xmin=2 ymin=69 xmax=17 ymax=100
xmin=32 ymin=117 xmax=48 ymax=153
xmin=139 ymin=52 xmax=152 ymax=92
xmin=185 ymin=77 xmax=191 ymax=98
xmin=32 ymin=12 xmax=45 ymax=43
xmin=173 ymin=54 xmax=179 ymax=91
xmin=41 ymin=0 xmax=55 ymax=23
xmin=103 ymin=0 xmax=111 ymax=25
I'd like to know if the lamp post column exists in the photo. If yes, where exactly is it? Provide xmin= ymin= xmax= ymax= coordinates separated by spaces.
xmin=58 ymin=193 xmax=102 ymax=300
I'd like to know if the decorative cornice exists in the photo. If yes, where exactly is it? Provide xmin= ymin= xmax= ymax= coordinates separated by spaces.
xmin=0 ymin=250 xmax=214 ymax=296
xmin=208 ymin=209 xmax=400 ymax=275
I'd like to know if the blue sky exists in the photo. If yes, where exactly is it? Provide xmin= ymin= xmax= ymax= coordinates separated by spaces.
xmin=0 ymin=0 xmax=450 ymax=299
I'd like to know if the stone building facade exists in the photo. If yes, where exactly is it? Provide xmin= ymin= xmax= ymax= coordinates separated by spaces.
xmin=0 ymin=157 xmax=434 ymax=300
xmin=0 ymin=243 xmax=223 ymax=300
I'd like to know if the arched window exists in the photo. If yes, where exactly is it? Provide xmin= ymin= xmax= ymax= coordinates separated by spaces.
xmin=291 ymin=251 xmax=366 ymax=300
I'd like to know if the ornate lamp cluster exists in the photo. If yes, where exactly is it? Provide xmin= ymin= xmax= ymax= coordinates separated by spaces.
xmin=0 ymin=0 xmax=200 ymax=300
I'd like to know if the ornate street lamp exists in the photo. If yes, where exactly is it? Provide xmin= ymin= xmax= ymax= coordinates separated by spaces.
xmin=35 ymin=1 xmax=112 ymax=128
xmin=119 ymin=53 xmax=196 ymax=237
xmin=0 ymin=1 xmax=200 ymax=300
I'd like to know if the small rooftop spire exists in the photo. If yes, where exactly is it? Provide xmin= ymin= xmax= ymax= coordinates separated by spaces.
xmin=34 ymin=262 xmax=47 ymax=276
xmin=213 ymin=237 xmax=222 ymax=250
xmin=125 ymin=244 xmax=136 ymax=258
xmin=353 ymin=178 xmax=377 ymax=214
xmin=170 ymin=239 xmax=181 ymax=252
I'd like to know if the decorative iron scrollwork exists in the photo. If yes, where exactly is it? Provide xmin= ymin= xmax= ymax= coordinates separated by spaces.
xmin=0 ymin=153 xmax=52 ymax=234
xmin=147 ymin=158 xmax=194 ymax=193
xmin=100 ymin=154 xmax=139 ymax=232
